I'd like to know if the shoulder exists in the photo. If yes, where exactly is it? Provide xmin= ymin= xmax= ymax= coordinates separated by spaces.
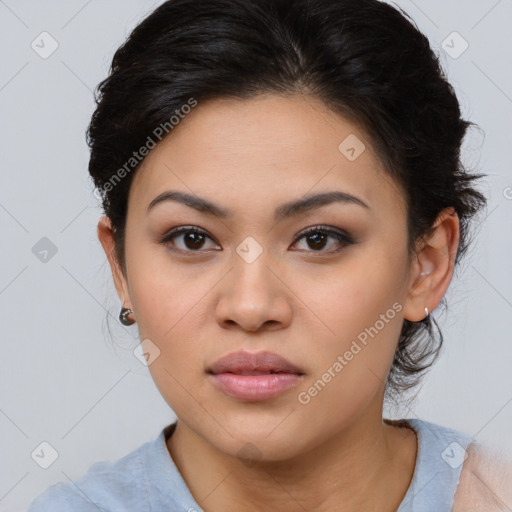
xmin=394 ymin=418 xmax=477 ymax=512
xmin=27 ymin=437 xmax=153 ymax=512
xmin=453 ymin=441 xmax=512 ymax=511
xmin=406 ymin=417 xmax=474 ymax=447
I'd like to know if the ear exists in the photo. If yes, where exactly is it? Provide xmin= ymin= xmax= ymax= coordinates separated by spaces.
xmin=97 ymin=216 xmax=133 ymax=310
xmin=402 ymin=207 xmax=460 ymax=322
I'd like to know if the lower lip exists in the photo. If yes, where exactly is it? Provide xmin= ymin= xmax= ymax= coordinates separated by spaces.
xmin=209 ymin=372 xmax=303 ymax=401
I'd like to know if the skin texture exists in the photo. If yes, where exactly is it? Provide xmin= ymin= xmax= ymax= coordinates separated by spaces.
xmin=97 ymin=93 xmax=460 ymax=511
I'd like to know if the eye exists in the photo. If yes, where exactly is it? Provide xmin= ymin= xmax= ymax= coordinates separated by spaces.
xmin=159 ymin=224 xmax=355 ymax=255
xmin=291 ymin=225 xmax=355 ymax=253
xmin=160 ymin=226 xmax=221 ymax=254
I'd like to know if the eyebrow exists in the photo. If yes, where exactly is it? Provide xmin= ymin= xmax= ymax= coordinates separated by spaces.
xmin=146 ymin=189 xmax=370 ymax=221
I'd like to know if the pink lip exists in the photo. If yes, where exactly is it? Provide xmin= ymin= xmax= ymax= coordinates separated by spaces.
xmin=207 ymin=350 xmax=305 ymax=402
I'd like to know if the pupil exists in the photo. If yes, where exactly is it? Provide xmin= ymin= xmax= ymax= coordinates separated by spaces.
xmin=185 ymin=232 xmax=204 ymax=249
xmin=309 ymin=232 xmax=326 ymax=250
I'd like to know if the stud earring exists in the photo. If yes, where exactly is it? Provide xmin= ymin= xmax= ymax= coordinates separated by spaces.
xmin=423 ymin=307 xmax=429 ymax=320
xmin=119 ymin=307 xmax=135 ymax=326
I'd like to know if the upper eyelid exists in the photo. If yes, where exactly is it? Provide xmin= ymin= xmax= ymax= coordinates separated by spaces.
xmin=162 ymin=224 xmax=348 ymax=238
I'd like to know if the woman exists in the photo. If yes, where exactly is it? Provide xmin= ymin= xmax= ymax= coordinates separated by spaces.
xmin=27 ymin=0 xmax=510 ymax=510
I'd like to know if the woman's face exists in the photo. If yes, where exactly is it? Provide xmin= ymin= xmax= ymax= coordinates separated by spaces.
xmin=102 ymin=94 xmax=423 ymax=460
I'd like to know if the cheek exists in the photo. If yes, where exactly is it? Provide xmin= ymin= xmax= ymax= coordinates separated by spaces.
xmin=298 ymin=243 xmax=407 ymax=348
xmin=292 ymin=245 xmax=407 ymax=408
xmin=126 ymin=253 xmax=217 ymax=412
xmin=125 ymin=237 xmax=228 ymax=347
xmin=129 ymin=262 xmax=212 ymax=417
xmin=127 ymin=241 xmax=211 ymax=338
xmin=293 ymin=295 xmax=403 ymax=437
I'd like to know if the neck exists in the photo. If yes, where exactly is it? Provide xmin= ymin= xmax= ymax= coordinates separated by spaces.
xmin=166 ymin=406 xmax=417 ymax=512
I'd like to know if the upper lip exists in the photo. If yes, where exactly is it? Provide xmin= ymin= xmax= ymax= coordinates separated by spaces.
xmin=207 ymin=350 xmax=305 ymax=375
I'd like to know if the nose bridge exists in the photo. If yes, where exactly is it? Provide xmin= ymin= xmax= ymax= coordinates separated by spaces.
xmin=215 ymin=237 xmax=292 ymax=331
xmin=231 ymin=237 xmax=277 ymax=303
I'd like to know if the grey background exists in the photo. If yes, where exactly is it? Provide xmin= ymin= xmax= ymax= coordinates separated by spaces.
xmin=0 ymin=1 xmax=511 ymax=510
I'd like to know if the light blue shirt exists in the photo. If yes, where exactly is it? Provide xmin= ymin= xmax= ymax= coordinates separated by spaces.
xmin=27 ymin=418 xmax=475 ymax=511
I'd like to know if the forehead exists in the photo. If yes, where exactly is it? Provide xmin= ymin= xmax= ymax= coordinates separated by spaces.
xmin=128 ymin=94 xmax=406 ymax=219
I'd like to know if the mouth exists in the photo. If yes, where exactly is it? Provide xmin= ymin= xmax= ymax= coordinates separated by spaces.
xmin=219 ymin=370 xmax=299 ymax=375
xmin=207 ymin=350 xmax=305 ymax=375
xmin=207 ymin=350 xmax=305 ymax=402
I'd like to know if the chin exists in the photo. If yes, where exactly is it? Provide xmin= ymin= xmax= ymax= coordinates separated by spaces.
xmin=192 ymin=410 xmax=318 ymax=462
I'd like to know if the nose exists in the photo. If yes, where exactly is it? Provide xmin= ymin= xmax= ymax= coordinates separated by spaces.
xmin=214 ymin=252 xmax=293 ymax=333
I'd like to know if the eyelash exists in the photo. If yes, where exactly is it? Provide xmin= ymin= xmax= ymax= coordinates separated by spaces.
xmin=159 ymin=225 xmax=355 ymax=256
